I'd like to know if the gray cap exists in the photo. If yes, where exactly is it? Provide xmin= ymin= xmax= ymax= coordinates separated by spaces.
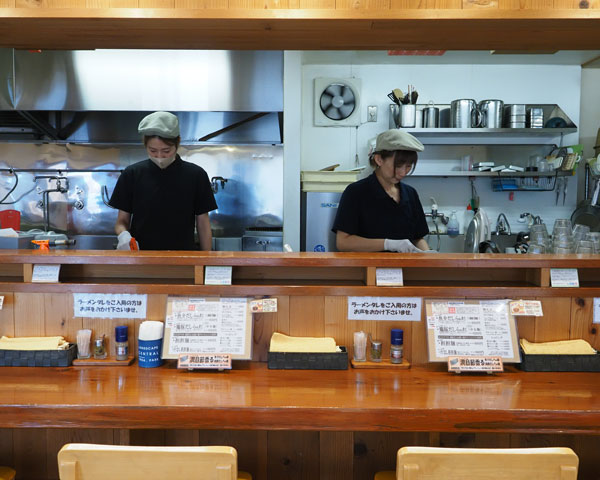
xmin=375 ymin=129 xmax=424 ymax=153
xmin=138 ymin=111 xmax=180 ymax=138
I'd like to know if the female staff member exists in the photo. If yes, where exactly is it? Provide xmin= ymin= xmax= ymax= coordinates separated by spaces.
xmin=332 ymin=129 xmax=429 ymax=253
xmin=109 ymin=111 xmax=217 ymax=250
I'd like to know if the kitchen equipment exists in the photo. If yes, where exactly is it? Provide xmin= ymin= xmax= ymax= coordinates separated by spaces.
xmin=528 ymin=107 xmax=544 ymax=128
xmin=0 ymin=232 xmax=34 ymax=249
xmin=463 ymin=208 xmax=491 ymax=252
xmin=478 ymin=100 xmax=504 ymax=128
xmin=400 ymin=104 xmax=416 ymax=128
xmin=389 ymin=104 xmax=400 ymax=128
xmin=0 ymin=210 xmax=20 ymax=230
xmin=570 ymin=175 xmax=600 ymax=232
xmin=242 ymin=229 xmax=283 ymax=251
xmin=450 ymin=99 xmax=480 ymax=128
xmin=423 ymin=104 xmax=440 ymax=128
xmin=301 ymin=191 xmax=340 ymax=252
xmin=506 ymin=104 xmax=526 ymax=128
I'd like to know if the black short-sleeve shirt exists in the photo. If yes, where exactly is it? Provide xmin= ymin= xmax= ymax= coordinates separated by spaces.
xmin=332 ymin=173 xmax=429 ymax=243
xmin=109 ymin=156 xmax=217 ymax=250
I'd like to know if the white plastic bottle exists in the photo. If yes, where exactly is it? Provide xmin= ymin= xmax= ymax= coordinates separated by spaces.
xmin=447 ymin=210 xmax=460 ymax=237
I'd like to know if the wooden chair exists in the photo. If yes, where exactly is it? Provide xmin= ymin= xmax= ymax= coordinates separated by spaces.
xmin=0 ymin=467 xmax=15 ymax=480
xmin=57 ymin=443 xmax=252 ymax=480
xmin=374 ymin=446 xmax=579 ymax=480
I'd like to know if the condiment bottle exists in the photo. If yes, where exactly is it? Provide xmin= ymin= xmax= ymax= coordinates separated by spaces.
xmin=390 ymin=328 xmax=403 ymax=364
xmin=370 ymin=340 xmax=382 ymax=362
xmin=93 ymin=336 xmax=107 ymax=360
xmin=115 ymin=325 xmax=129 ymax=361
xmin=447 ymin=211 xmax=459 ymax=237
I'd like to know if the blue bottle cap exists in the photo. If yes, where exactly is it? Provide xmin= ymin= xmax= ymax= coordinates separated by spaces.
xmin=115 ymin=325 xmax=128 ymax=342
xmin=391 ymin=328 xmax=403 ymax=345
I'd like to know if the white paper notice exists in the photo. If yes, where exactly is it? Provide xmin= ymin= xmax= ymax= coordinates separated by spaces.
xmin=73 ymin=293 xmax=147 ymax=318
xmin=430 ymin=300 xmax=514 ymax=359
xmin=204 ymin=266 xmax=232 ymax=285
xmin=347 ymin=296 xmax=421 ymax=321
xmin=0 ymin=295 xmax=4 ymax=310
xmin=166 ymin=297 xmax=247 ymax=355
xmin=550 ymin=268 xmax=579 ymax=287
xmin=594 ymin=298 xmax=600 ymax=325
xmin=375 ymin=268 xmax=403 ymax=286
xmin=32 ymin=264 xmax=60 ymax=283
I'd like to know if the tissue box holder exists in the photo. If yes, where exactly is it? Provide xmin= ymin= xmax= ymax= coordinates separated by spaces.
xmin=0 ymin=343 xmax=77 ymax=367
xmin=268 ymin=346 xmax=348 ymax=370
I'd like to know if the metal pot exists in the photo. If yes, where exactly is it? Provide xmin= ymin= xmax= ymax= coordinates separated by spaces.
xmin=571 ymin=167 xmax=600 ymax=231
xmin=478 ymin=100 xmax=504 ymax=128
xmin=422 ymin=105 xmax=439 ymax=128
xmin=450 ymin=99 xmax=481 ymax=128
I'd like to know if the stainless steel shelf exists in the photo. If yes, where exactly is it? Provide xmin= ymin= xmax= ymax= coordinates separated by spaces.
xmin=412 ymin=170 xmax=573 ymax=178
xmin=403 ymin=128 xmax=576 ymax=145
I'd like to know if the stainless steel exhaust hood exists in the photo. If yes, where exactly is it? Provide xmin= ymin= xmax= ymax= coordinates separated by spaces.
xmin=0 ymin=49 xmax=283 ymax=144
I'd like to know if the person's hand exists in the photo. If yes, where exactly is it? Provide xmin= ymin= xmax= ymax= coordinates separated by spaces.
xmin=384 ymin=239 xmax=424 ymax=253
xmin=117 ymin=231 xmax=138 ymax=250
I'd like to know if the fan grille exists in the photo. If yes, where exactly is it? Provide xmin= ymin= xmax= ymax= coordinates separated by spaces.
xmin=319 ymin=83 xmax=356 ymax=121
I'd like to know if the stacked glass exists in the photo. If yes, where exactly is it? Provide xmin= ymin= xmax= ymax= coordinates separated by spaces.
xmin=584 ymin=232 xmax=600 ymax=252
xmin=572 ymin=225 xmax=599 ymax=254
xmin=552 ymin=219 xmax=574 ymax=253
xmin=528 ymin=224 xmax=550 ymax=254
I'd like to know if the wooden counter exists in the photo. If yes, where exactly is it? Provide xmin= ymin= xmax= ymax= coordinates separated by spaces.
xmin=1 ymin=251 xmax=599 ymax=479
xmin=1 ymin=362 xmax=600 ymax=435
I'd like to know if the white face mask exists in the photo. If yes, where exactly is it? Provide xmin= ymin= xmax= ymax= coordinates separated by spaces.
xmin=150 ymin=154 xmax=176 ymax=169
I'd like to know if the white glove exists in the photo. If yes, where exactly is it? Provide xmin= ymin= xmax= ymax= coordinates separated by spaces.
xmin=117 ymin=231 xmax=138 ymax=250
xmin=384 ymin=239 xmax=424 ymax=253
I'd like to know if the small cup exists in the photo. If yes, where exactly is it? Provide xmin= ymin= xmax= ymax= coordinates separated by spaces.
xmin=400 ymin=104 xmax=416 ymax=128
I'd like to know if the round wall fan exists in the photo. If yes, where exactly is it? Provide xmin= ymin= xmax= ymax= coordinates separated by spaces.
xmin=314 ymin=78 xmax=361 ymax=127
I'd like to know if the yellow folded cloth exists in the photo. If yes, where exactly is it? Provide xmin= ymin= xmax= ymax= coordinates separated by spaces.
xmin=520 ymin=338 xmax=597 ymax=355
xmin=269 ymin=332 xmax=338 ymax=353
xmin=0 ymin=336 xmax=69 ymax=351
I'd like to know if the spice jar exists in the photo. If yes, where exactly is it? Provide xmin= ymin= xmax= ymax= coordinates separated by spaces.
xmin=93 ymin=336 xmax=107 ymax=360
xmin=370 ymin=340 xmax=382 ymax=362
xmin=390 ymin=328 xmax=403 ymax=364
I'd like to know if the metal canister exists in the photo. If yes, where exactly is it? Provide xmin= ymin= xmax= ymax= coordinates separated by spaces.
xmin=423 ymin=105 xmax=440 ymax=128
xmin=478 ymin=99 xmax=504 ymax=128
xmin=450 ymin=99 xmax=479 ymax=128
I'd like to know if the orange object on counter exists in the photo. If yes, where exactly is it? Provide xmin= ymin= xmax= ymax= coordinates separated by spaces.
xmin=129 ymin=237 xmax=139 ymax=250
xmin=31 ymin=240 xmax=50 ymax=251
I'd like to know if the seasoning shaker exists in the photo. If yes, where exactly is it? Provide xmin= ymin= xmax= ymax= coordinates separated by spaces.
xmin=115 ymin=325 xmax=129 ymax=361
xmin=390 ymin=328 xmax=404 ymax=364
xmin=370 ymin=339 xmax=382 ymax=362
xmin=93 ymin=335 xmax=107 ymax=360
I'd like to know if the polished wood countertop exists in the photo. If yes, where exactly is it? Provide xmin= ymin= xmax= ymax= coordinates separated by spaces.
xmin=1 ymin=363 xmax=599 ymax=434
xmin=1 ymin=250 xmax=600 ymax=268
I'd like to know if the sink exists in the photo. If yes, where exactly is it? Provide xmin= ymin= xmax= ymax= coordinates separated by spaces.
xmin=425 ymin=233 xmax=520 ymax=253
xmin=485 ymin=234 xmax=519 ymax=253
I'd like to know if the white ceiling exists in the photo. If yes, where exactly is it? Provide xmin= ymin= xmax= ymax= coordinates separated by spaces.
xmin=301 ymin=50 xmax=600 ymax=67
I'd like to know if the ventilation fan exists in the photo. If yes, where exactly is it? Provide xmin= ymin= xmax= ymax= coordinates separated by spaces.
xmin=314 ymin=78 xmax=361 ymax=127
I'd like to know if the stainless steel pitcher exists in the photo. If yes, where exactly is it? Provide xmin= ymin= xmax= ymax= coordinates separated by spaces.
xmin=450 ymin=99 xmax=480 ymax=128
xmin=479 ymin=99 xmax=504 ymax=128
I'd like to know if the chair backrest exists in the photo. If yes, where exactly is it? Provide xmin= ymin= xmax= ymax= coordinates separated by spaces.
xmin=396 ymin=447 xmax=579 ymax=480
xmin=58 ymin=444 xmax=240 ymax=480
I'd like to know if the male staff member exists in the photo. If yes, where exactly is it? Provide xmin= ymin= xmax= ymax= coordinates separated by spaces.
xmin=109 ymin=111 xmax=217 ymax=250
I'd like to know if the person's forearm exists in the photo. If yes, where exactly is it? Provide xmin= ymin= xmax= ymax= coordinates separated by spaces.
xmin=414 ymin=238 xmax=429 ymax=250
xmin=336 ymin=232 xmax=385 ymax=252
xmin=114 ymin=211 xmax=131 ymax=235
xmin=196 ymin=214 xmax=213 ymax=251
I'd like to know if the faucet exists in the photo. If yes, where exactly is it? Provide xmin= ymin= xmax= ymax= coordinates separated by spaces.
xmin=494 ymin=213 xmax=511 ymax=235
xmin=424 ymin=197 xmax=449 ymax=225
xmin=34 ymin=176 xmax=69 ymax=232
xmin=519 ymin=212 xmax=543 ymax=228
xmin=210 ymin=176 xmax=228 ymax=194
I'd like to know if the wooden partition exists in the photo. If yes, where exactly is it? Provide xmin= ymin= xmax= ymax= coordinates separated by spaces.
xmin=1 ymin=251 xmax=600 ymax=479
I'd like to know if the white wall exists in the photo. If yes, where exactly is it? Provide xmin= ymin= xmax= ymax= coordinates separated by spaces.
xmin=579 ymin=69 xmax=600 ymax=200
xmin=298 ymin=60 xmax=582 ymax=240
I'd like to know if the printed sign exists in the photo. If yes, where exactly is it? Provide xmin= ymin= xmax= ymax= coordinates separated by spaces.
xmin=509 ymin=300 xmax=543 ymax=317
xmin=348 ymin=296 xmax=422 ymax=321
xmin=178 ymin=353 xmax=232 ymax=370
xmin=448 ymin=356 xmax=504 ymax=373
xmin=32 ymin=264 xmax=60 ymax=283
xmin=594 ymin=298 xmax=600 ymax=325
xmin=375 ymin=268 xmax=404 ymax=286
xmin=550 ymin=268 xmax=579 ymax=288
xmin=73 ymin=293 xmax=147 ymax=318
xmin=250 ymin=298 xmax=278 ymax=313
xmin=204 ymin=266 xmax=233 ymax=285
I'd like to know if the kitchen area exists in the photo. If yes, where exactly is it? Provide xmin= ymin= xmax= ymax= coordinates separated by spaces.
xmin=1 ymin=48 xmax=599 ymax=254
